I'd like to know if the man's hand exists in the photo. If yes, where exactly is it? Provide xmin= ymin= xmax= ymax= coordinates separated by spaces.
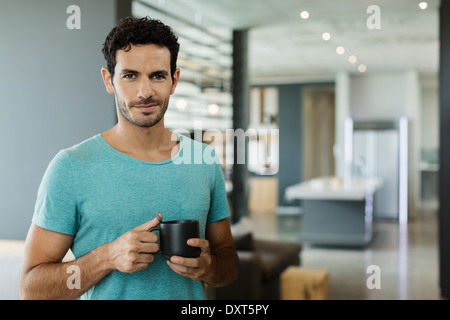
xmin=166 ymin=238 xmax=214 ymax=282
xmin=166 ymin=218 xmax=238 ymax=287
xmin=106 ymin=215 xmax=161 ymax=274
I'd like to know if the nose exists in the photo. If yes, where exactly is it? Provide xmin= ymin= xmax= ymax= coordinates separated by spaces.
xmin=137 ymin=78 xmax=155 ymax=100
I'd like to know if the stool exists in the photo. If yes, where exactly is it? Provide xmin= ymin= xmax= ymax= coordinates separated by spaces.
xmin=280 ymin=266 xmax=329 ymax=300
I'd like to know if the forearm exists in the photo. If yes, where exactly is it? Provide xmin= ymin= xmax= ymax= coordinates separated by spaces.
xmin=203 ymin=246 xmax=239 ymax=287
xmin=20 ymin=243 xmax=112 ymax=300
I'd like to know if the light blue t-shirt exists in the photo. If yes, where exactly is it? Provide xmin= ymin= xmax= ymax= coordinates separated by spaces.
xmin=32 ymin=133 xmax=230 ymax=300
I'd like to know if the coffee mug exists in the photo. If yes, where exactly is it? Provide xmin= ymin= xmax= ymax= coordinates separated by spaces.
xmin=148 ymin=219 xmax=201 ymax=260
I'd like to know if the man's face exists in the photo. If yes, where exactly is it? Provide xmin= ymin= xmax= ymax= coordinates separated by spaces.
xmin=102 ymin=44 xmax=179 ymax=128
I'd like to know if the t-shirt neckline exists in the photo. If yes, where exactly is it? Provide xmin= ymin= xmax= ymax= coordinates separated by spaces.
xmin=95 ymin=132 xmax=183 ymax=165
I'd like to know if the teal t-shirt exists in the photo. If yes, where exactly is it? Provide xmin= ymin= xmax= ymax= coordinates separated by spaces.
xmin=32 ymin=133 xmax=230 ymax=300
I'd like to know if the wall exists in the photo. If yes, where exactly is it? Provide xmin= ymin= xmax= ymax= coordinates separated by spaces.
xmin=334 ymin=70 xmax=422 ymax=219
xmin=349 ymin=72 xmax=413 ymax=119
xmin=421 ymin=75 xmax=439 ymax=150
xmin=277 ymin=82 xmax=334 ymax=213
xmin=277 ymin=84 xmax=302 ymax=212
xmin=0 ymin=0 xmax=118 ymax=239
xmin=302 ymin=87 xmax=335 ymax=181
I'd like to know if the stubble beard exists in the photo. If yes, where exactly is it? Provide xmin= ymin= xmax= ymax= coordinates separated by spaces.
xmin=115 ymin=94 xmax=169 ymax=128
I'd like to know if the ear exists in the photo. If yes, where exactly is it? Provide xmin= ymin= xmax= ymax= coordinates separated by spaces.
xmin=170 ymin=68 xmax=181 ymax=95
xmin=101 ymin=67 xmax=115 ymax=94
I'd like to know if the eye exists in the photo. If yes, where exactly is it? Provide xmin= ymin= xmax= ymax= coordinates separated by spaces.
xmin=152 ymin=74 xmax=166 ymax=81
xmin=123 ymin=74 xmax=136 ymax=80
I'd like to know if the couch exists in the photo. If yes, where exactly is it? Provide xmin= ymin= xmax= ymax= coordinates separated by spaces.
xmin=209 ymin=218 xmax=302 ymax=300
xmin=0 ymin=240 xmax=25 ymax=299
xmin=0 ymin=240 xmax=74 ymax=300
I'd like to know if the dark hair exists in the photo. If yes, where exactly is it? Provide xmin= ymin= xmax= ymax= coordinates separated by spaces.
xmin=102 ymin=16 xmax=180 ymax=81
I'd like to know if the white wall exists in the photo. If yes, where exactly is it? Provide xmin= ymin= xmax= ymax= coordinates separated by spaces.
xmin=335 ymin=70 xmax=426 ymax=219
xmin=421 ymin=75 xmax=439 ymax=150
xmin=0 ymin=0 xmax=117 ymax=239
xmin=349 ymin=72 xmax=413 ymax=119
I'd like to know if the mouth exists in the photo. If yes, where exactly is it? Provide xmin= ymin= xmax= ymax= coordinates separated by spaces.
xmin=135 ymin=104 xmax=158 ymax=112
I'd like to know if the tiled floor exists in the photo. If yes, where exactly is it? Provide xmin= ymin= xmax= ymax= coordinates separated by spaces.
xmin=250 ymin=208 xmax=441 ymax=300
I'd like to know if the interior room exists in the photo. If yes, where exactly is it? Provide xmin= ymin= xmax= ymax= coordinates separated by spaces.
xmin=0 ymin=0 xmax=444 ymax=300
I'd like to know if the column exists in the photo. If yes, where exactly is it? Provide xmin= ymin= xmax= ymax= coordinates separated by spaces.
xmin=116 ymin=0 xmax=132 ymax=21
xmin=277 ymin=84 xmax=302 ymax=213
xmin=439 ymin=0 xmax=450 ymax=299
xmin=334 ymin=71 xmax=350 ymax=179
xmin=231 ymin=29 xmax=249 ymax=224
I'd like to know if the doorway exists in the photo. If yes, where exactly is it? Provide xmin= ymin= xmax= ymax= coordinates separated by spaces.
xmin=302 ymin=86 xmax=336 ymax=181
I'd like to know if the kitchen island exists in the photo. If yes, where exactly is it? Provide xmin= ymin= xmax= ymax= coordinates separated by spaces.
xmin=285 ymin=176 xmax=382 ymax=247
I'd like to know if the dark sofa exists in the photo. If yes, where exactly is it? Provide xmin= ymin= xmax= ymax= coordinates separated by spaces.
xmin=210 ymin=228 xmax=302 ymax=300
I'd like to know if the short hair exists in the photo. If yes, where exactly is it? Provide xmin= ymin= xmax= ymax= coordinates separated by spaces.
xmin=102 ymin=16 xmax=180 ymax=81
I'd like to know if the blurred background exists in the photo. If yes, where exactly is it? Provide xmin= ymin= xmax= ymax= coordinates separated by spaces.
xmin=0 ymin=0 xmax=445 ymax=300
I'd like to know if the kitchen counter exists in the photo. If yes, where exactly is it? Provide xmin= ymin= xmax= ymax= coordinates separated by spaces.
xmin=285 ymin=176 xmax=383 ymax=201
xmin=285 ymin=176 xmax=383 ymax=247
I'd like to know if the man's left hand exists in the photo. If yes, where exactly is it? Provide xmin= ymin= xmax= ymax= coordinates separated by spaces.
xmin=166 ymin=238 xmax=214 ymax=282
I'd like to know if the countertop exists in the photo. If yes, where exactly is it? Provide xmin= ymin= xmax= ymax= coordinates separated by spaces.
xmin=285 ymin=176 xmax=383 ymax=201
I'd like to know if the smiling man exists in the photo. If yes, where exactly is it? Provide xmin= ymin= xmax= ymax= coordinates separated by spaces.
xmin=20 ymin=17 xmax=238 ymax=300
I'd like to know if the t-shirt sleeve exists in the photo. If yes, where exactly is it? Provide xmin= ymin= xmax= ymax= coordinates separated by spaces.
xmin=32 ymin=150 xmax=79 ymax=235
xmin=207 ymin=150 xmax=231 ymax=224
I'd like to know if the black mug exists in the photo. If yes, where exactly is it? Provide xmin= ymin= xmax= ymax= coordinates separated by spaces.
xmin=148 ymin=219 xmax=201 ymax=260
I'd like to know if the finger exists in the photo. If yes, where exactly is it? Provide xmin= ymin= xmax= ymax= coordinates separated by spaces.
xmin=138 ymin=231 xmax=159 ymax=243
xmin=132 ymin=262 xmax=152 ymax=273
xmin=167 ymin=259 xmax=190 ymax=274
xmin=135 ymin=252 xmax=155 ymax=264
xmin=133 ymin=214 xmax=163 ymax=232
xmin=170 ymin=255 xmax=200 ymax=268
xmin=187 ymin=238 xmax=209 ymax=249
xmin=154 ymin=212 xmax=163 ymax=222
xmin=167 ymin=260 xmax=202 ymax=281
xmin=137 ymin=242 xmax=159 ymax=253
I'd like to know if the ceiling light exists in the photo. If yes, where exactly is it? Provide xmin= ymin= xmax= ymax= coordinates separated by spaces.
xmin=300 ymin=11 xmax=310 ymax=19
xmin=418 ymin=2 xmax=428 ymax=10
xmin=207 ymin=103 xmax=219 ymax=115
xmin=358 ymin=64 xmax=367 ymax=72
xmin=322 ymin=32 xmax=331 ymax=41
xmin=336 ymin=46 xmax=345 ymax=55
xmin=349 ymin=55 xmax=357 ymax=63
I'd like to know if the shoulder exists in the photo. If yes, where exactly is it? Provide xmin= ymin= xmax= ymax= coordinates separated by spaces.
xmin=47 ymin=135 xmax=104 ymax=172
xmin=179 ymin=133 xmax=216 ymax=154
xmin=176 ymin=133 xmax=219 ymax=165
xmin=63 ymin=134 xmax=103 ymax=158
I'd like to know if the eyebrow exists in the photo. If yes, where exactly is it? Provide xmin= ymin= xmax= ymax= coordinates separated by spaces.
xmin=120 ymin=69 xmax=139 ymax=75
xmin=120 ymin=69 xmax=169 ymax=77
xmin=150 ymin=70 xmax=169 ymax=77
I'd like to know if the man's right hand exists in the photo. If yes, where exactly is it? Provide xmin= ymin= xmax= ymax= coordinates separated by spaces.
xmin=106 ymin=215 xmax=161 ymax=273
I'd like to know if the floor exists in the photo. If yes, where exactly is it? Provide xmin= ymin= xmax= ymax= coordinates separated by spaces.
xmin=250 ymin=208 xmax=441 ymax=300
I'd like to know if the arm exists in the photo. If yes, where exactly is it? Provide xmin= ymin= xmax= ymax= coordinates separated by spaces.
xmin=20 ymin=224 xmax=110 ymax=300
xmin=167 ymin=217 xmax=239 ymax=287
xmin=20 ymin=217 xmax=160 ymax=300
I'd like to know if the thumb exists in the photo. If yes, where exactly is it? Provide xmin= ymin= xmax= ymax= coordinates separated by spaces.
xmin=134 ymin=213 xmax=163 ymax=231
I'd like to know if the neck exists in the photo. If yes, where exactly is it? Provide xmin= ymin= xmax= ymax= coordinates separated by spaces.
xmin=102 ymin=117 xmax=179 ymax=161
xmin=118 ymin=118 xmax=168 ymax=149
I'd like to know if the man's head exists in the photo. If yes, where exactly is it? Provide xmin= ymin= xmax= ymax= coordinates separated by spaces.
xmin=101 ymin=17 xmax=180 ymax=128
xmin=102 ymin=16 xmax=180 ymax=82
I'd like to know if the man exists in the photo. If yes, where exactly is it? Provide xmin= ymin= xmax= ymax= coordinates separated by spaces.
xmin=20 ymin=17 xmax=238 ymax=300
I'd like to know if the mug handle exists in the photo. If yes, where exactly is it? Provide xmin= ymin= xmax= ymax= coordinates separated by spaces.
xmin=148 ymin=225 xmax=162 ymax=254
